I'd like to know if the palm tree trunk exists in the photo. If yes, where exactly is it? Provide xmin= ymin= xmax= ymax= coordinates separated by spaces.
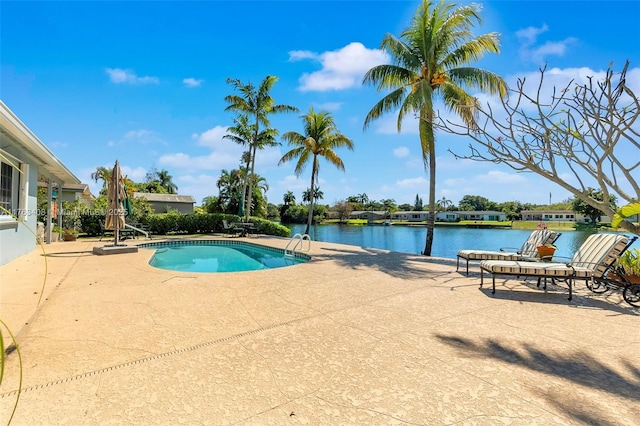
xmin=423 ymin=147 xmax=436 ymax=256
xmin=245 ymin=144 xmax=257 ymax=222
xmin=305 ymin=158 xmax=317 ymax=235
xmin=240 ymin=157 xmax=250 ymax=218
xmin=421 ymin=113 xmax=436 ymax=256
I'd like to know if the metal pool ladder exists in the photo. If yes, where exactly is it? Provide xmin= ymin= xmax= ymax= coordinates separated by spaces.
xmin=285 ymin=233 xmax=311 ymax=257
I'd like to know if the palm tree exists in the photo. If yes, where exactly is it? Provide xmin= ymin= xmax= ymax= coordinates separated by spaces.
xmin=216 ymin=169 xmax=243 ymax=214
xmin=437 ymin=196 xmax=453 ymax=211
xmin=357 ymin=193 xmax=369 ymax=205
xmin=91 ymin=166 xmax=112 ymax=188
xmin=279 ymin=107 xmax=354 ymax=234
xmin=363 ymin=0 xmax=506 ymax=255
xmin=156 ymin=169 xmax=178 ymax=194
xmin=225 ymin=76 xmax=298 ymax=220
xmin=224 ymin=114 xmax=256 ymax=213
xmin=302 ymin=186 xmax=324 ymax=204
xmin=283 ymin=191 xmax=296 ymax=206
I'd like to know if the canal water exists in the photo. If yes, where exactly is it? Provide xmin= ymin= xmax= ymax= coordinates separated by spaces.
xmin=288 ymin=223 xmax=598 ymax=260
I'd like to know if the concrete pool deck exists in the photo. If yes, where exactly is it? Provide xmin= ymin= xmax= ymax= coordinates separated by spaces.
xmin=1 ymin=235 xmax=639 ymax=425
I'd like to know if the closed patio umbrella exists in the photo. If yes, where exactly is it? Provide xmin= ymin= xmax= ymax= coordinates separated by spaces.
xmin=105 ymin=160 xmax=126 ymax=245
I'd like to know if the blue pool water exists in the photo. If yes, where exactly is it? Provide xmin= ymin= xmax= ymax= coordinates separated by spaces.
xmin=141 ymin=241 xmax=309 ymax=273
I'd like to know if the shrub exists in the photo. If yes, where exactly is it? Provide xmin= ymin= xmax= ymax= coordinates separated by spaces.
xmin=141 ymin=212 xmax=290 ymax=237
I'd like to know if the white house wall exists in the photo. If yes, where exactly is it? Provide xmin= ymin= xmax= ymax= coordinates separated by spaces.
xmin=0 ymin=146 xmax=39 ymax=265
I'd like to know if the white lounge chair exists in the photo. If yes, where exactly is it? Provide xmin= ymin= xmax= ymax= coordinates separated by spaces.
xmin=480 ymin=233 xmax=634 ymax=301
xmin=457 ymin=229 xmax=560 ymax=275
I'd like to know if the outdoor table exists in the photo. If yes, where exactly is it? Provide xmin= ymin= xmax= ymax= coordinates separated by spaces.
xmin=233 ymin=222 xmax=257 ymax=237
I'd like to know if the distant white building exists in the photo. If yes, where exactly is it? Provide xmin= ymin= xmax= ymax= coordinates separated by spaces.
xmin=390 ymin=210 xmax=507 ymax=222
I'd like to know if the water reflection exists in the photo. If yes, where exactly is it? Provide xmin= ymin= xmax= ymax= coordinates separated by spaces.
xmin=288 ymin=223 xmax=598 ymax=259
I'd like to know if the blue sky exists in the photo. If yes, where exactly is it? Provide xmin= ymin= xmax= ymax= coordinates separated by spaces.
xmin=2 ymin=0 xmax=639 ymax=207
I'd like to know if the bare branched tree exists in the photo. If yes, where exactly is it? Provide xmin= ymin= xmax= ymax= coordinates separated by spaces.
xmin=437 ymin=61 xmax=639 ymax=235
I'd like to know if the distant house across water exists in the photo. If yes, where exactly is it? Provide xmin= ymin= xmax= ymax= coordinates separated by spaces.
xmin=389 ymin=210 xmax=507 ymax=222
xmin=134 ymin=192 xmax=196 ymax=214
xmin=519 ymin=209 xmax=638 ymax=223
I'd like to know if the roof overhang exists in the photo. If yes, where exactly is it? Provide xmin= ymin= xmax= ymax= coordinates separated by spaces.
xmin=0 ymin=100 xmax=80 ymax=185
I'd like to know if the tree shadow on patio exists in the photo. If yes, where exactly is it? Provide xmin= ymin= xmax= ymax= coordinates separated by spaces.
xmin=435 ymin=333 xmax=640 ymax=403
xmin=312 ymin=246 xmax=458 ymax=281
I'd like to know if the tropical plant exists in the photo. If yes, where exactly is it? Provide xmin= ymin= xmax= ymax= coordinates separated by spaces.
xmin=225 ymin=75 xmax=298 ymax=220
xmin=216 ymin=169 xmax=244 ymax=215
xmin=617 ymin=248 xmax=640 ymax=276
xmin=279 ymin=107 xmax=354 ymax=234
xmin=363 ymin=0 xmax=506 ymax=255
xmin=612 ymin=202 xmax=640 ymax=233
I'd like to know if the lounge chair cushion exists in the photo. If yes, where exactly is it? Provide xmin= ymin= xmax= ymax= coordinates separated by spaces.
xmin=458 ymin=229 xmax=557 ymax=261
xmin=570 ymin=233 xmax=630 ymax=277
xmin=480 ymin=260 xmax=574 ymax=277
xmin=519 ymin=229 xmax=558 ymax=258
xmin=457 ymin=250 xmax=521 ymax=261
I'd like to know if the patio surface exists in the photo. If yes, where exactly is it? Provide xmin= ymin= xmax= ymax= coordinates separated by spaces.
xmin=1 ymin=235 xmax=639 ymax=425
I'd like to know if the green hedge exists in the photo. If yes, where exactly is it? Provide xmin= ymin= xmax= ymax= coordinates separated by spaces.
xmin=143 ymin=213 xmax=291 ymax=237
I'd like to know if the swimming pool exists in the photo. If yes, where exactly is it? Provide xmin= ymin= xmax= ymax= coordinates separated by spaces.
xmin=140 ymin=240 xmax=310 ymax=273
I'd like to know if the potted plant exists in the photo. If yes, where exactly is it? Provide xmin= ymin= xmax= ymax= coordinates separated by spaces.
xmin=611 ymin=248 xmax=640 ymax=284
xmin=536 ymin=243 xmax=557 ymax=259
xmin=51 ymin=225 xmax=63 ymax=242
xmin=62 ymin=228 xmax=79 ymax=241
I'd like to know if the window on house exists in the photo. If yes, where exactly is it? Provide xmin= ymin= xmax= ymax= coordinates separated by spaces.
xmin=0 ymin=161 xmax=13 ymax=215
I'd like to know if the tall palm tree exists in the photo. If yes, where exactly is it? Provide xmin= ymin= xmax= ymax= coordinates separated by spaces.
xmin=279 ymin=107 xmax=354 ymax=234
xmin=363 ymin=0 xmax=506 ymax=255
xmin=225 ymin=76 xmax=298 ymax=220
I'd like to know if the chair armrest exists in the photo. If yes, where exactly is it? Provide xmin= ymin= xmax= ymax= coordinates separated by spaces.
xmin=499 ymin=247 xmax=519 ymax=253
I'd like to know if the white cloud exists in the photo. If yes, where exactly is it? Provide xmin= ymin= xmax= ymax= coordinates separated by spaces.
xmin=277 ymin=175 xmax=310 ymax=192
xmin=313 ymin=102 xmax=342 ymax=112
xmin=292 ymin=42 xmax=388 ymax=92
xmin=288 ymin=50 xmax=317 ymax=61
xmin=183 ymin=77 xmax=203 ymax=88
xmin=516 ymin=24 xmax=549 ymax=45
xmin=107 ymin=129 xmax=167 ymax=147
xmin=192 ymin=126 xmax=229 ymax=148
xmin=515 ymin=24 xmax=577 ymax=63
xmin=393 ymin=146 xmax=410 ymax=158
xmin=475 ymin=170 xmax=526 ymax=184
xmin=157 ymin=151 xmax=238 ymax=171
xmin=443 ymin=177 xmax=466 ymax=187
xmin=175 ymin=173 xmax=218 ymax=203
xmin=105 ymin=68 xmax=159 ymax=85
xmin=395 ymin=177 xmax=428 ymax=188
xmin=371 ymin=112 xmax=419 ymax=135
xmin=120 ymin=165 xmax=147 ymax=182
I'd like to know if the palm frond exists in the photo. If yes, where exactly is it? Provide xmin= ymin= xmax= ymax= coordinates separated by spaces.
xmin=363 ymin=88 xmax=408 ymax=131
xmin=448 ymin=67 xmax=507 ymax=97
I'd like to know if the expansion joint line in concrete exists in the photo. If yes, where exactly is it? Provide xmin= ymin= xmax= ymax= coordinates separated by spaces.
xmin=0 ymin=316 xmax=307 ymax=399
